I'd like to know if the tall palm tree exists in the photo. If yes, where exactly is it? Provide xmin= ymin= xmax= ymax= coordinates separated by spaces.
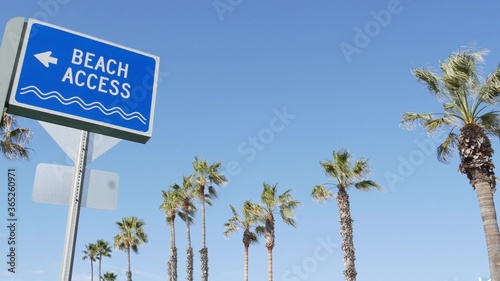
xmin=102 ymin=272 xmax=118 ymax=281
xmin=95 ymin=239 xmax=112 ymax=281
xmin=224 ymin=201 xmax=265 ymax=281
xmin=82 ymin=242 xmax=98 ymax=281
xmin=177 ymin=175 xmax=197 ymax=281
xmin=113 ymin=216 xmax=148 ymax=281
xmin=192 ymin=156 xmax=228 ymax=281
xmin=311 ymin=149 xmax=382 ymax=281
xmin=257 ymin=182 xmax=300 ymax=281
xmin=160 ymin=185 xmax=183 ymax=281
xmin=401 ymin=48 xmax=500 ymax=280
xmin=1 ymin=110 xmax=31 ymax=160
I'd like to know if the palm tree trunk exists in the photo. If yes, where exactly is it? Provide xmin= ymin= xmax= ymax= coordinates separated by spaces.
xmin=98 ymin=255 xmax=102 ymax=281
xmin=201 ymin=187 xmax=206 ymax=248
xmin=169 ymin=220 xmax=178 ymax=281
xmin=90 ymin=260 xmax=94 ymax=281
xmin=200 ymin=185 xmax=209 ymax=281
xmin=267 ymin=247 xmax=273 ymax=281
xmin=170 ymin=247 xmax=177 ymax=281
xmin=127 ymin=247 xmax=132 ymax=281
xmin=265 ymin=216 xmax=275 ymax=281
xmin=187 ymin=247 xmax=194 ymax=281
xmin=337 ymin=188 xmax=357 ymax=281
xmin=186 ymin=212 xmax=194 ymax=281
xmin=200 ymin=247 xmax=208 ymax=281
xmin=476 ymin=181 xmax=500 ymax=280
xmin=244 ymin=245 xmax=249 ymax=281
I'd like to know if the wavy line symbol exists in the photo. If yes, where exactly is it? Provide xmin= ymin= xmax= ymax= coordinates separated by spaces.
xmin=19 ymin=85 xmax=147 ymax=124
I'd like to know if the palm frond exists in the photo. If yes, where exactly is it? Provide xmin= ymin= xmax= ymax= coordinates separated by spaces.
xmin=1 ymin=112 xmax=32 ymax=160
xmin=311 ymin=185 xmax=334 ymax=203
xmin=400 ymin=112 xmax=433 ymax=130
xmin=477 ymin=111 xmax=500 ymax=138
xmin=423 ymin=116 xmax=455 ymax=132
xmin=436 ymin=132 xmax=458 ymax=163
xmin=352 ymin=158 xmax=370 ymax=179
xmin=440 ymin=50 xmax=481 ymax=94
xmin=412 ymin=68 xmax=441 ymax=95
xmin=478 ymin=63 xmax=500 ymax=102
xmin=354 ymin=180 xmax=383 ymax=191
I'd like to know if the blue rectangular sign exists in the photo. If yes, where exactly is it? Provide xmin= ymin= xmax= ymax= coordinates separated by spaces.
xmin=7 ymin=18 xmax=159 ymax=143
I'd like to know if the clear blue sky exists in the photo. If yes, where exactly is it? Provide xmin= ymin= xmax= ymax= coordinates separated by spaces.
xmin=1 ymin=1 xmax=500 ymax=280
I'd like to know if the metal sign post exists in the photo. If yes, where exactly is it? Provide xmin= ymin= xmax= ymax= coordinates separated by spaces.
xmin=60 ymin=130 xmax=89 ymax=281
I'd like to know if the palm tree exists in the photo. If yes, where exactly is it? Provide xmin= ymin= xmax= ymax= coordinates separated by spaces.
xmin=102 ymin=272 xmax=118 ymax=281
xmin=311 ymin=149 xmax=382 ymax=281
xmin=82 ymin=243 xmax=98 ymax=281
xmin=95 ymin=239 xmax=112 ymax=281
xmin=160 ymin=185 xmax=183 ymax=281
xmin=1 ymin=110 xmax=31 ymax=160
xmin=401 ymin=48 xmax=500 ymax=280
xmin=177 ymin=175 xmax=197 ymax=281
xmin=113 ymin=216 xmax=148 ymax=281
xmin=192 ymin=156 xmax=228 ymax=281
xmin=257 ymin=182 xmax=300 ymax=281
xmin=224 ymin=201 xmax=265 ymax=281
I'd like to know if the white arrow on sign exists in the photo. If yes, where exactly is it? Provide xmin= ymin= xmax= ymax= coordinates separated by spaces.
xmin=34 ymin=50 xmax=58 ymax=67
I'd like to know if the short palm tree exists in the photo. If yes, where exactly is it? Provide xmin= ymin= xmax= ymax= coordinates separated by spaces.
xmin=160 ymin=185 xmax=183 ymax=281
xmin=401 ymin=48 xmax=500 ymax=280
xmin=114 ymin=216 xmax=148 ymax=281
xmin=1 ymin=110 xmax=31 ymax=160
xmin=102 ymin=272 xmax=118 ymax=281
xmin=312 ymin=149 xmax=381 ymax=281
xmin=95 ymin=239 xmax=112 ymax=281
xmin=177 ymin=175 xmax=197 ymax=281
xmin=82 ymin=242 xmax=98 ymax=281
xmin=224 ymin=201 xmax=265 ymax=281
xmin=257 ymin=182 xmax=300 ymax=281
xmin=192 ymin=156 xmax=228 ymax=281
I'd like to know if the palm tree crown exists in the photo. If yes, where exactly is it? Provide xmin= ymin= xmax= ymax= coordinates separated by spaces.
xmin=114 ymin=216 xmax=148 ymax=281
xmin=95 ymin=239 xmax=112 ymax=281
xmin=224 ymin=201 xmax=265 ymax=244
xmin=82 ymin=242 xmax=98 ymax=281
xmin=224 ymin=201 xmax=265 ymax=281
xmin=1 ymin=111 xmax=31 ymax=160
xmin=114 ymin=216 xmax=148 ymax=254
xmin=102 ymin=272 xmax=118 ymax=281
xmin=311 ymin=149 xmax=382 ymax=200
xmin=161 ymin=187 xmax=182 ymax=226
xmin=401 ymin=49 xmax=500 ymax=165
